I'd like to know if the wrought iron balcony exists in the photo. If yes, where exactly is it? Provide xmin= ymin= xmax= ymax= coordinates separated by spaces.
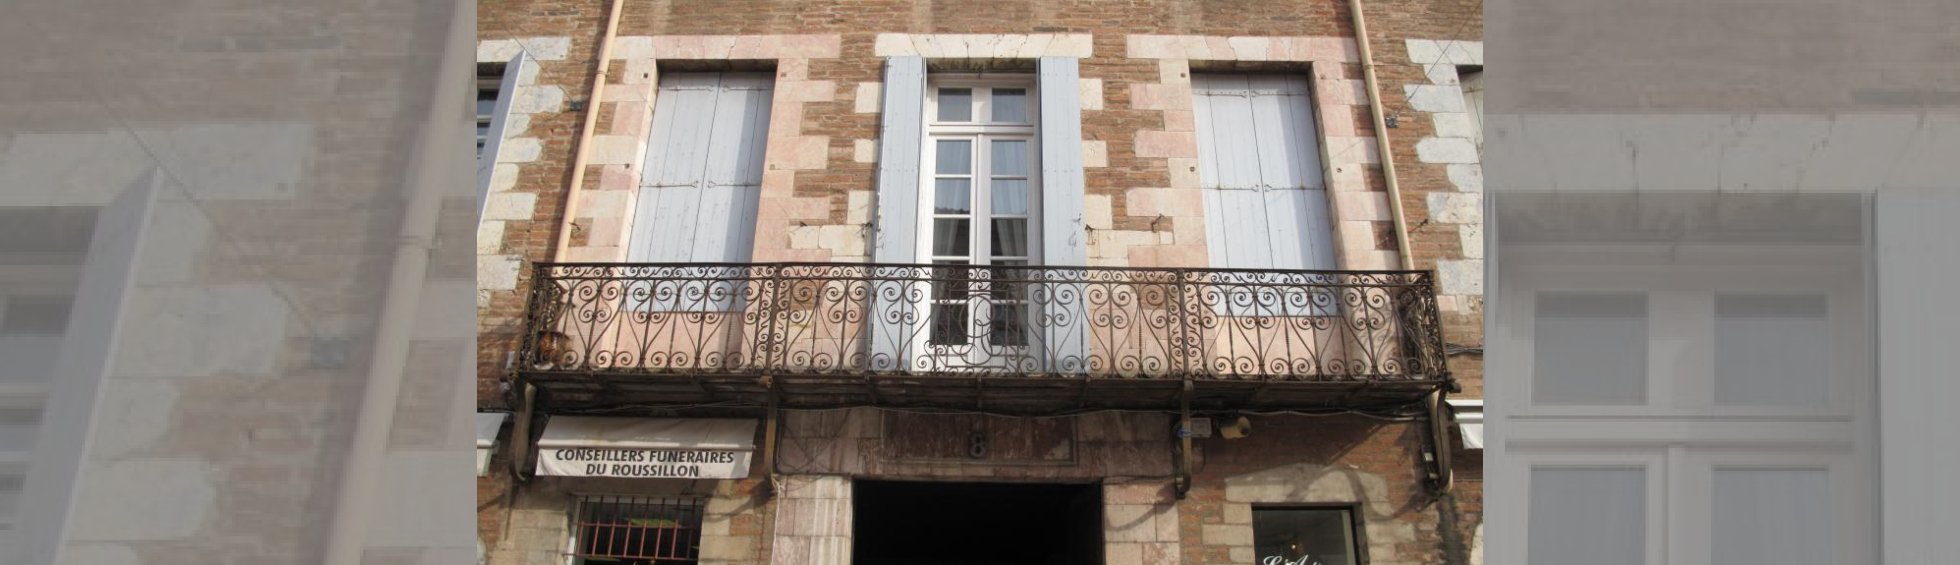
xmin=517 ymin=263 xmax=1452 ymax=412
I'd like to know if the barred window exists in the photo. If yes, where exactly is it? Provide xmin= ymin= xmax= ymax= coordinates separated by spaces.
xmin=572 ymin=495 xmax=706 ymax=564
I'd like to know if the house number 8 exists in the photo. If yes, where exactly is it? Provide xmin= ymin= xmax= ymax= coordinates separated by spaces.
xmin=967 ymin=432 xmax=989 ymax=459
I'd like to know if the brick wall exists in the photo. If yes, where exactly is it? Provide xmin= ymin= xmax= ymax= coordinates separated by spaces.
xmin=478 ymin=1 xmax=1484 ymax=563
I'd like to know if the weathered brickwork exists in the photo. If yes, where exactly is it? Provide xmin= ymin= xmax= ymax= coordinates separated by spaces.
xmin=479 ymin=1 xmax=1483 ymax=563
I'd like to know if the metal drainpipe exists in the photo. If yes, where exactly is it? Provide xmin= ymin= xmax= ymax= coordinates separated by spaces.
xmin=551 ymin=0 xmax=627 ymax=260
xmin=317 ymin=2 xmax=470 ymax=563
xmin=1348 ymin=0 xmax=1415 ymax=271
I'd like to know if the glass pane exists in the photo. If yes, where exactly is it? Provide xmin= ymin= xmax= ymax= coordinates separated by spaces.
xmin=476 ymin=98 xmax=497 ymax=117
xmin=930 ymin=304 xmax=970 ymax=345
xmin=935 ymin=140 xmax=972 ymax=175
xmin=991 ymin=179 xmax=1029 ymax=215
xmin=1252 ymin=508 xmax=1356 ymax=565
xmin=988 ymin=260 xmax=1027 ymax=302
xmin=990 ymin=219 xmax=1028 ymax=257
xmin=988 ymin=303 xmax=1028 ymax=346
xmin=937 ymin=88 xmax=972 ymax=122
xmin=0 ymin=409 xmax=37 ymax=454
xmin=934 ymin=179 xmax=972 ymax=214
xmin=932 ymin=261 xmax=971 ymax=301
xmin=1530 ymin=467 xmax=1645 ymax=565
xmin=991 ymin=140 xmax=1029 ymax=176
xmin=1713 ymin=468 xmax=1831 ymax=565
xmin=933 ymin=218 xmax=970 ymax=257
xmin=1715 ymin=294 xmax=1830 ymax=406
xmin=1533 ymin=292 xmax=1648 ymax=405
xmin=991 ymin=88 xmax=1028 ymax=122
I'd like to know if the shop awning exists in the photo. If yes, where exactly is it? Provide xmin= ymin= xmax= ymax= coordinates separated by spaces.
xmin=534 ymin=417 xmax=758 ymax=479
xmin=1448 ymin=399 xmax=1484 ymax=450
xmin=476 ymin=412 xmax=508 ymax=477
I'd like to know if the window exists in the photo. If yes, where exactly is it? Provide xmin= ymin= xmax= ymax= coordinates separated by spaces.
xmin=625 ymin=72 xmax=772 ymax=311
xmin=476 ymin=62 xmax=507 ymax=160
xmin=1252 ymin=507 xmax=1360 ymax=565
xmin=921 ymin=77 xmax=1040 ymax=352
xmin=1531 ymin=292 xmax=1648 ymax=405
xmin=1458 ymin=67 xmax=1483 ymax=152
xmin=1528 ymin=466 xmax=1647 ymax=565
xmin=1192 ymin=74 xmax=1336 ymax=316
xmin=571 ymin=495 xmax=705 ymax=565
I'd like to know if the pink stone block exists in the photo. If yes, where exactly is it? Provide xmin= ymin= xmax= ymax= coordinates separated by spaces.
xmin=1310 ymin=36 xmax=1360 ymax=62
xmin=610 ymin=101 xmax=648 ymax=137
xmin=1317 ymin=104 xmax=1356 ymax=137
xmin=762 ymin=197 xmax=830 ymax=220
xmin=1127 ymin=35 xmax=1173 ymax=59
xmin=565 ymin=246 xmax=625 ymax=263
xmin=1334 ymin=191 xmax=1391 ymax=221
xmin=777 ymin=58 xmax=809 ymax=81
xmin=781 ymin=35 xmax=843 ymax=58
xmin=1205 ymin=37 xmax=1236 ymax=59
xmin=782 ymin=80 xmax=837 ymax=103
xmin=1270 ymin=37 xmax=1315 ymax=61
xmin=1127 ymin=188 xmax=1202 ymax=217
xmin=1133 ymin=130 xmax=1198 ymax=159
xmin=622 ymin=58 xmax=657 ymax=85
xmin=780 ymin=136 xmax=829 ymax=170
xmin=587 ymin=217 xmax=625 ymax=247
xmin=1161 ymin=110 xmax=1195 ymax=132
xmin=761 ymin=170 xmax=796 ymax=197
xmin=768 ymin=103 xmax=805 ymax=139
xmin=728 ymin=35 xmax=768 ymax=59
xmin=594 ymin=165 xmax=634 ymax=193
xmin=1176 ymin=36 xmax=1210 ymax=59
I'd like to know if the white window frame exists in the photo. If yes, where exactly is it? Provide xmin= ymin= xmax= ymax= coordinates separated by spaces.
xmin=1502 ymin=245 xmax=1868 ymax=419
xmin=1489 ymin=241 xmax=1876 ymax=565
xmin=915 ymin=74 xmax=1043 ymax=365
xmin=476 ymin=72 xmax=503 ymax=159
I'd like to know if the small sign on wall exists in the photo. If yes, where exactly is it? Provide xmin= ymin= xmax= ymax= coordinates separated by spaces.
xmin=536 ymin=447 xmax=752 ymax=479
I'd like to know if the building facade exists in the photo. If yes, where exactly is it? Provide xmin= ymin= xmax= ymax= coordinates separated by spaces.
xmin=475 ymin=1 xmax=1484 ymax=564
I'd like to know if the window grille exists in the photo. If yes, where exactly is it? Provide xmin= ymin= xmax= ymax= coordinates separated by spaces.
xmin=572 ymin=495 xmax=706 ymax=564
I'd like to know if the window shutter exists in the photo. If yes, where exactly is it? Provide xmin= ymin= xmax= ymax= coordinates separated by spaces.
xmin=1036 ymin=57 xmax=1088 ymax=370
xmin=1875 ymin=189 xmax=1960 ymax=564
xmin=1194 ymin=74 xmax=1336 ymax=315
xmin=629 ymin=73 xmax=769 ymax=265
xmin=869 ymin=56 xmax=927 ymax=371
xmin=477 ymin=51 xmax=531 ymax=222
xmin=13 ymin=169 xmax=161 ymax=565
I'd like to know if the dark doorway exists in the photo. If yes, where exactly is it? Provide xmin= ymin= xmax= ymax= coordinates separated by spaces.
xmin=853 ymin=480 xmax=1103 ymax=565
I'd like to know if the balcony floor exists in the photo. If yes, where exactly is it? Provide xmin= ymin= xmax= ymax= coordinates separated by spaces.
xmin=521 ymin=370 xmax=1449 ymax=414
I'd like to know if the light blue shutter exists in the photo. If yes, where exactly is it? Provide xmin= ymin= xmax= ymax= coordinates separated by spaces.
xmin=627 ymin=73 xmax=771 ymax=311
xmin=13 ymin=169 xmax=160 ymax=564
xmin=869 ymin=57 xmax=927 ymax=371
xmin=1876 ymin=189 xmax=1960 ymax=564
xmin=629 ymin=72 xmax=769 ymax=265
xmin=1037 ymin=57 xmax=1089 ymax=371
xmin=477 ymin=52 xmax=531 ymax=222
xmin=1194 ymin=74 xmax=1335 ymax=315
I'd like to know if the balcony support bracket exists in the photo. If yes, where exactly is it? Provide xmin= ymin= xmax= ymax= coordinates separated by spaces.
xmin=760 ymin=377 xmax=780 ymax=499
xmin=1174 ymin=379 xmax=1195 ymax=499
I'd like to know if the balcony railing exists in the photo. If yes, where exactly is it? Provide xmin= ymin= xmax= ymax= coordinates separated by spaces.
xmin=519 ymin=263 xmax=1449 ymax=388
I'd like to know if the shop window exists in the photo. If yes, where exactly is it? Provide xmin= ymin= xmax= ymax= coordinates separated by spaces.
xmin=572 ymin=495 xmax=706 ymax=565
xmin=1252 ymin=507 xmax=1360 ymax=565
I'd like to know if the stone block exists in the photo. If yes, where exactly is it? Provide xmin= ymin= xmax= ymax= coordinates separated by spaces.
xmin=1416 ymin=137 xmax=1480 ymax=164
xmin=482 ymin=192 xmax=538 ymax=221
xmin=1438 ymin=259 xmax=1484 ymax=295
xmin=1133 ymin=131 xmax=1197 ymax=159
xmin=854 ymin=139 xmax=878 ymax=163
xmin=510 ymin=85 xmax=565 ymax=114
xmin=586 ymin=135 xmax=641 ymax=166
xmin=1080 ymin=78 xmax=1104 ymax=110
xmin=1201 ymin=524 xmax=1253 ymax=546
xmin=854 ymin=82 xmax=883 ymax=113
xmin=578 ymin=189 xmax=631 ymax=220
xmin=1447 ymin=163 xmax=1484 ymax=192
xmin=1405 ymin=84 xmax=1468 ymax=113
xmin=1082 ymin=140 xmax=1108 ymax=168
xmin=496 ymin=138 xmax=542 ymax=163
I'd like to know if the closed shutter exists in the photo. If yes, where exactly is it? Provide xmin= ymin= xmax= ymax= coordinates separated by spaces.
xmin=1036 ymin=57 xmax=1088 ymax=371
xmin=1875 ymin=188 xmax=1960 ymax=564
xmin=627 ymin=72 xmax=771 ymax=264
xmin=477 ymin=52 xmax=531 ymax=222
xmin=869 ymin=57 xmax=927 ymax=371
xmin=1461 ymin=70 xmax=1484 ymax=153
xmin=1192 ymin=74 xmax=1336 ymax=315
